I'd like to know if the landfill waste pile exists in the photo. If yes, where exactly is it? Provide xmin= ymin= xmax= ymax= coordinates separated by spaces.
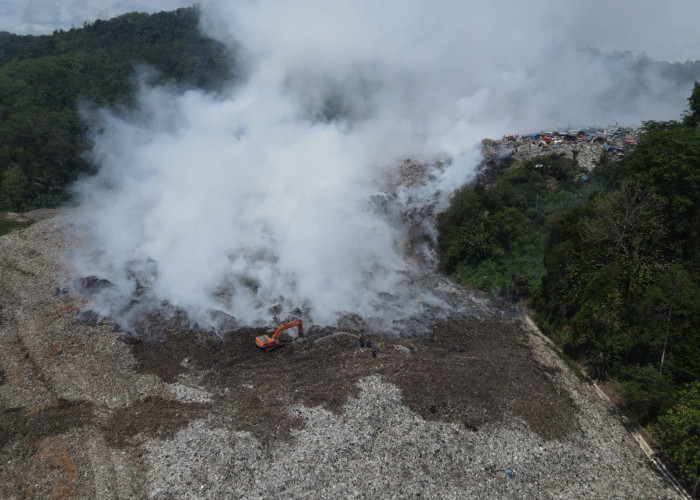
xmin=0 ymin=209 xmax=686 ymax=499
xmin=482 ymin=126 xmax=642 ymax=171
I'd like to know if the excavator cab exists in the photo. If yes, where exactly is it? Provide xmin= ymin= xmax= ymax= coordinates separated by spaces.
xmin=255 ymin=319 xmax=303 ymax=349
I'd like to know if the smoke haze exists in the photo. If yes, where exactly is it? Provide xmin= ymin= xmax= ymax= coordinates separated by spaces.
xmin=70 ymin=0 xmax=700 ymax=333
xmin=0 ymin=0 xmax=191 ymax=34
xmin=3 ymin=1 xmax=700 ymax=63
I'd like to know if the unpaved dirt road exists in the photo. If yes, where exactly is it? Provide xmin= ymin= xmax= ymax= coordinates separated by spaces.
xmin=0 ymin=210 xmax=682 ymax=499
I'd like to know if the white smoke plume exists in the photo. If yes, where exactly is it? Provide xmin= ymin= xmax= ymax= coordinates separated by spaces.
xmin=70 ymin=0 xmax=699 ymax=333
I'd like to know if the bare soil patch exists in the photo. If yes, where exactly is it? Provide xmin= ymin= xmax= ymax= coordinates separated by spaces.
xmin=127 ymin=319 xmax=574 ymax=444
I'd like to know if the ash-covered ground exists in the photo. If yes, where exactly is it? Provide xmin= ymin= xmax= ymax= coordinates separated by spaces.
xmin=0 ymin=210 xmax=684 ymax=499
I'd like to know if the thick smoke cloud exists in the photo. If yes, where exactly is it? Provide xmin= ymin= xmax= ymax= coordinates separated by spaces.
xmin=71 ymin=0 xmax=699 ymax=333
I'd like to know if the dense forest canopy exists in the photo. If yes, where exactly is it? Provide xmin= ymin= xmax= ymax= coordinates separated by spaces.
xmin=0 ymin=6 xmax=232 ymax=211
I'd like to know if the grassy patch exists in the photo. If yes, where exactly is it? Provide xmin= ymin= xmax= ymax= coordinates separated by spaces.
xmin=0 ymin=212 xmax=34 ymax=236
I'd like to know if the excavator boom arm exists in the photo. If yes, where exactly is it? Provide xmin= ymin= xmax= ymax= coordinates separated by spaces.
xmin=272 ymin=319 xmax=303 ymax=340
xmin=255 ymin=319 xmax=303 ymax=349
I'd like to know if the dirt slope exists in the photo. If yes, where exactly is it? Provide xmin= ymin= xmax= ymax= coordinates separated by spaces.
xmin=0 ymin=210 xmax=682 ymax=499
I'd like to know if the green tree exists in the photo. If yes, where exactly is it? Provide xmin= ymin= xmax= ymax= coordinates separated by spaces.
xmin=634 ymin=266 xmax=700 ymax=383
xmin=0 ymin=164 xmax=29 ymax=210
xmin=618 ymin=365 xmax=672 ymax=424
xmin=684 ymin=81 xmax=700 ymax=127
xmin=569 ymin=265 xmax=625 ymax=379
xmin=582 ymin=181 xmax=667 ymax=297
xmin=624 ymin=124 xmax=700 ymax=251
xmin=539 ymin=205 xmax=594 ymax=322
xmin=653 ymin=382 xmax=700 ymax=496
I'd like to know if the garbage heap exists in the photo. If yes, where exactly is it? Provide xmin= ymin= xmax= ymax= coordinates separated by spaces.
xmin=482 ymin=126 xmax=642 ymax=171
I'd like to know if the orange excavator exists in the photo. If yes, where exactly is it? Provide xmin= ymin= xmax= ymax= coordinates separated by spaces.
xmin=255 ymin=319 xmax=303 ymax=349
